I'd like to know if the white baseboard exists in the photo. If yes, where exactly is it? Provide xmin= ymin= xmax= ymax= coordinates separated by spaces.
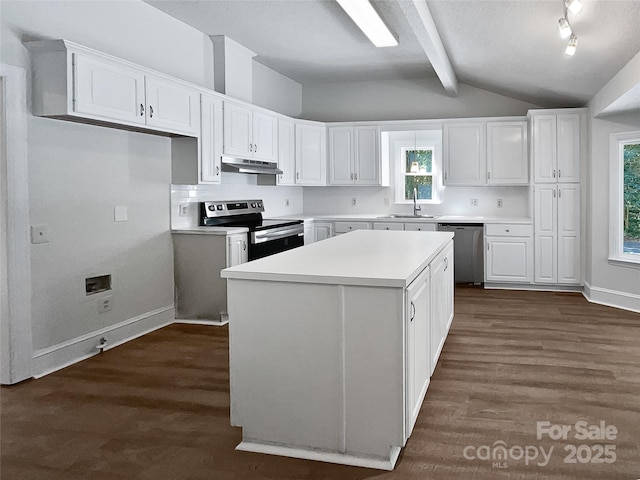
xmin=32 ymin=305 xmax=175 ymax=378
xmin=236 ymin=441 xmax=401 ymax=471
xmin=174 ymin=318 xmax=228 ymax=326
xmin=583 ymin=282 xmax=640 ymax=314
xmin=484 ymin=282 xmax=583 ymax=292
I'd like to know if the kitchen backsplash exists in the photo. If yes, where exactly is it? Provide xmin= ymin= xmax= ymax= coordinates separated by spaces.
xmin=302 ymin=185 xmax=530 ymax=218
xmin=171 ymin=173 xmax=303 ymax=229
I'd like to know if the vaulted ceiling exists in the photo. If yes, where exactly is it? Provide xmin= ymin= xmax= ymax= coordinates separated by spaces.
xmin=145 ymin=0 xmax=640 ymax=108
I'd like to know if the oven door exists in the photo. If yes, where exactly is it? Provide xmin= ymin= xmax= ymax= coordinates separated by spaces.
xmin=250 ymin=225 xmax=304 ymax=260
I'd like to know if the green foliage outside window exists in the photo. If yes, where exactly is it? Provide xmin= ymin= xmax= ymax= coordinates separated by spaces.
xmin=623 ymin=143 xmax=640 ymax=247
xmin=404 ymin=149 xmax=433 ymax=200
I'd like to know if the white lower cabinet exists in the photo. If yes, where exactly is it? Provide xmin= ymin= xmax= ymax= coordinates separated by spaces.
xmin=485 ymin=224 xmax=533 ymax=283
xmin=405 ymin=266 xmax=430 ymax=435
xmin=404 ymin=223 xmax=437 ymax=232
xmin=227 ymin=233 xmax=249 ymax=267
xmin=373 ymin=222 xmax=404 ymax=231
xmin=430 ymin=242 xmax=453 ymax=375
xmin=334 ymin=221 xmax=371 ymax=234
xmin=534 ymin=184 xmax=581 ymax=284
xmin=313 ymin=222 xmax=334 ymax=242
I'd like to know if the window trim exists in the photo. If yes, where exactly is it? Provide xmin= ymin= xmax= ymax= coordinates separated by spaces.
xmin=609 ymin=130 xmax=640 ymax=266
xmin=394 ymin=131 xmax=442 ymax=205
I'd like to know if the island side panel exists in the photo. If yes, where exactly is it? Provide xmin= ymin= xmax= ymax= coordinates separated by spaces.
xmin=343 ymin=285 xmax=406 ymax=457
xmin=227 ymin=279 xmax=344 ymax=452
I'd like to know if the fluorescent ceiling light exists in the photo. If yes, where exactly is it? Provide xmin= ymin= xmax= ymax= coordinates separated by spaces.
xmin=566 ymin=0 xmax=583 ymax=15
xmin=565 ymin=34 xmax=578 ymax=56
xmin=558 ymin=17 xmax=572 ymax=39
xmin=336 ymin=0 xmax=398 ymax=48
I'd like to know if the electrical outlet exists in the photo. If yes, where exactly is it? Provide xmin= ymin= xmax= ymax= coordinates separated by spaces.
xmin=30 ymin=225 xmax=50 ymax=244
xmin=179 ymin=204 xmax=189 ymax=216
xmin=497 ymin=198 xmax=503 ymax=208
xmin=98 ymin=295 xmax=113 ymax=314
xmin=470 ymin=198 xmax=478 ymax=207
xmin=285 ymin=199 xmax=290 ymax=207
xmin=352 ymin=198 xmax=357 ymax=206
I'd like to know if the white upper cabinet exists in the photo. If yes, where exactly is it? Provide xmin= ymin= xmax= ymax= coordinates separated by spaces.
xmin=253 ymin=111 xmax=278 ymax=162
xmin=200 ymin=93 xmax=224 ymax=184
xmin=328 ymin=127 xmax=353 ymax=185
xmin=145 ymin=75 xmax=200 ymax=136
xmin=328 ymin=125 xmax=381 ymax=185
xmin=27 ymin=40 xmax=200 ymax=137
xmin=443 ymin=122 xmax=486 ymax=186
xmin=295 ymin=121 xmax=327 ymax=186
xmin=486 ymin=121 xmax=528 ymax=185
xmin=532 ymin=112 xmax=581 ymax=183
xmin=223 ymin=101 xmax=278 ymax=162
xmin=444 ymin=119 xmax=528 ymax=186
xmin=74 ymin=53 xmax=146 ymax=125
xmin=277 ymin=118 xmax=296 ymax=185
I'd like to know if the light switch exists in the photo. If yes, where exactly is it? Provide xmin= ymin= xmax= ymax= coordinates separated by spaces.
xmin=30 ymin=225 xmax=50 ymax=244
xmin=114 ymin=206 xmax=128 ymax=222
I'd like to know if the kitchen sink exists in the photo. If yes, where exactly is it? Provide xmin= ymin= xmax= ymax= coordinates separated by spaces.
xmin=377 ymin=214 xmax=441 ymax=219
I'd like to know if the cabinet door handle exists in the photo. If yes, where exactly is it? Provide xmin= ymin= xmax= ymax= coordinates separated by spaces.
xmin=215 ymin=166 xmax=220 ymax=176
xmin=243 ymin=241 xmax=247 ymax=251
xmin=254 ymin=144 xmax=258 ymax=152
xmin=444 ymin=257 xmax=448 ymax=271
xmin=558 ymin=169 xmax=561 ymax=178
xmin=444 ymin=172 xmax=448 ymax=180
xmin=553 ymin=189 xmax=556 ymax=198
xmin=354 ymin=172 xmax=358 ymax=181
xmin=558 ymin=188 xmax=562 ymax=198
xmin=553 ymin=169 xmax=556 ymax=178
xmin=410 ymin=301 xmax=415 ymax=322
xmin=296 ymin=172 xmax=300 ymax=180
xmin=505 ymin=229 xmax=510 ymax=233
xmin=487 ymin=171 xmax=491 ymax=180
xmin=350 ymin=173 xmax=354 ymax=180
xmin=140 ymin=103 xmax=145 ymax=116
xmin=149 ymin=105 xmax=154 ymax=118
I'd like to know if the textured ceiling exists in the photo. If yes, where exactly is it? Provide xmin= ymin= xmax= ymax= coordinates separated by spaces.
xmin=145 ymin=0 xmax=640 ymax=107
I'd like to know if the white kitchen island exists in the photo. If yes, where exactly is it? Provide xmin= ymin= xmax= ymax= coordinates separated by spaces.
xmin=221 ymin=230 xmax=454 ymax=470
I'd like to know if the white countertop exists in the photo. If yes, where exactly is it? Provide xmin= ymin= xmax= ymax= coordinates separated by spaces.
xmin=172 ymin=226 xmax=249 ymax=235
xmin=222 ymin=230 xmax=454 ymax=288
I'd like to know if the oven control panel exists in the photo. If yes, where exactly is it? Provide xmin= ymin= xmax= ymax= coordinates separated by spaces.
xmin=202 ymin=200 xmax=264 ymax=218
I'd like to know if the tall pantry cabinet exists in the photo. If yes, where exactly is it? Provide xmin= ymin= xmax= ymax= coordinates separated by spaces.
xmin=529 ymin=109 xmax=585 ymax=285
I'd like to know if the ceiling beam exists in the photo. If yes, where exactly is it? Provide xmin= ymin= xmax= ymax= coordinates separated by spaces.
xmin=398 ymin=0 xmax=458 ymax=96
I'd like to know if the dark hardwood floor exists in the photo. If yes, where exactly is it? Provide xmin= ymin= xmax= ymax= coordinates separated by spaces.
xmin=2 ymin=287 xmax=639 ymax=479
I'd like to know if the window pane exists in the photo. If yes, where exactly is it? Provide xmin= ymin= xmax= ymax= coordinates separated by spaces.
xmin=405 ymin=150 xmax=432 ymax=174
xmin=623 ymin=143 xmax=640 ymax=255
xmin=405 ymin=176 xmax=432 ymax=200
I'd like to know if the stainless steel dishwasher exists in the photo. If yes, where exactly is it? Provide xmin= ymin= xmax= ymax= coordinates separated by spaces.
xmin=437 ymin=223 xmax=484 ymax=285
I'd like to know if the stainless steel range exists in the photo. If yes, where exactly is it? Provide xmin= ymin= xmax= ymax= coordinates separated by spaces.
xmin=200 ymin=200 xmax=304 ymax=260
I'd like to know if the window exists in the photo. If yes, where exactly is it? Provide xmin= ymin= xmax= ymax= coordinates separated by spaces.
xmin=609 ymin=131 xmax=640 ymax=264
xmin=392 ymin=130 xmax=442 ymax=204
xmin=402 ymin=147 xmax=433 ymax=201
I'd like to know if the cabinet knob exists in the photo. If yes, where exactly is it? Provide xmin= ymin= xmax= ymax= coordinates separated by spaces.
xmin=505 ymin=229 xmax=510 ymax=232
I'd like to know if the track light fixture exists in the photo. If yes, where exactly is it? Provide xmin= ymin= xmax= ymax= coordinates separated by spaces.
xmin=565 ymin=33 xmax=578 ymax=56
xmin=558 ymin=0 xmax=582 ymax=56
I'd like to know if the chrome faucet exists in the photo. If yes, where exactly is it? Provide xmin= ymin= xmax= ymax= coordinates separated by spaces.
xmin=413 ymin=187 xmax=421 ymax=216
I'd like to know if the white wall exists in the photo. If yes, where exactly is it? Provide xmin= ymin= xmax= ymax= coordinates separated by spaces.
xmin=586 ymin=50 xmax=640 ymax=311
xmin=0 ymin=1 xmax=216 ymax=364
xmin=253 ymin=62 xmax=303 ymax=118
xmin=302 ymin=77 xmax=541 ymax=122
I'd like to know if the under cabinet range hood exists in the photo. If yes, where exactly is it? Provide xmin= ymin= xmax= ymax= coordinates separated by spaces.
xmin=221 ymin=156 xmax=283 ymax=175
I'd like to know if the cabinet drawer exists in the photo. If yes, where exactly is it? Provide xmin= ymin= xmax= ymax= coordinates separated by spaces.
xmin=373 ymin=222 xmax=404 ymax=231
xmin=485 ymin=224 xmax=532 ymax=237
xmin=334 ymin=221 xmax=372 ymax=234
xmin=404 ymin=223 xmax=437 ymax=232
